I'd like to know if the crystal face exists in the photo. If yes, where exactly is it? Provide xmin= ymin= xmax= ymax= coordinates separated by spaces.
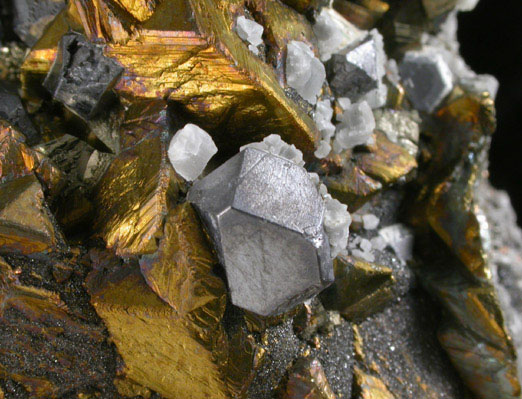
xmin=188 ymin=147 xmax=333 ymax=316
xmin=2 ymin=0 xmax=522 ymax=397
xmin=43 ymin=33 xmax=124 ymax=121
xmin=399 ymin=49 xmax=453 ymax=112
xmin=286 ymin=40 xmax=326 ymax=104
xmin=167 ymin=123 xmax=218 ymax=181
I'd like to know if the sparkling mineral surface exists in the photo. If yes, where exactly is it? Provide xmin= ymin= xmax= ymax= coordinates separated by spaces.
xmin=188 ymin=147 xmax=333 ymax=316
xmin=0 ymin=0 xmax=520 ymax=398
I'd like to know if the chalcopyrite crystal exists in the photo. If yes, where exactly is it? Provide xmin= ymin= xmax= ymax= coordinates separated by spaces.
xmin=286 ymin=40 xmax=326 ymax=104
xmin=2 ymin=0 xmax=522 ymax=398
xmin=188 ymin=147 xmax=333 ymax=316
xmin=43 ymin=32 xmax=124 ymax=121
xmin=167 ymin=123 xmax=218 ymax=181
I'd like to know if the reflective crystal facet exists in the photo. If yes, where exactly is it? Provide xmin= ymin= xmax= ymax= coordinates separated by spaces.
xmin=188 ymin=147 xmax=333 ymax=316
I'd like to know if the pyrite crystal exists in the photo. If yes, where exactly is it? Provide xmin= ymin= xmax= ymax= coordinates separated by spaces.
xmin=1 ymin=0 xmax=522 ymax=398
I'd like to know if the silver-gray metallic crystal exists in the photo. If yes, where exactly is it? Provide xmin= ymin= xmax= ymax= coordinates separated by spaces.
xmin=188 ymin=148 xmax=334 ymax=317
xmin=326 ymin=36 xmax=379 ymax=101
xmin=399 ymin=49 xmax=453 ymax=113
xmin=43 ymin=32 xmax=123 ymax=121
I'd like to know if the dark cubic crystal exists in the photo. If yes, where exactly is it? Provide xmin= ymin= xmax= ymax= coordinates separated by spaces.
xmin=188 ymin=147 xmax=333 ymax=317
xmin=326 ymin=36 xmax=379 ymax=101
xmin=43 ymin=32 xmax=123 ymax=121
xmin=0 ymin=83 xmax=40 ymax=145
xmin=12 ymin=0 xmax=66 ymax=46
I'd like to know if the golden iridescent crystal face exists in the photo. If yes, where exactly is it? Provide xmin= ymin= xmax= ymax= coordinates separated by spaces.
xmin=1 ymin=1 xmax=521 ymax=398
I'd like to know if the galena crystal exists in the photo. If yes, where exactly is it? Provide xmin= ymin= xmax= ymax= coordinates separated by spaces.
xmin=43 ymin=33 xmax=124 ymax=121
xmin=286 ymin=40 xmax=326 ymax=104
xmin=399 ymin=48 xmax=453 ymax=113
xmin=167 ymin=123 xmax=218 ymax=181
xmin=188 ymin=147 xmax=333 ymax=316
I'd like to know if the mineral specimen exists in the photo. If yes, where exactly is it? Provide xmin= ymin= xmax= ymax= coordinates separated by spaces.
xmin=235 ymin=16 xmax=264 ymax=55
xmin=280 ymin=357 xmax=336 ymax=399
xmin=333 ymin=100 xmax=375 ymax=151
xmin=1 ymin=0 xmax=521 ymax=398
xmin=399 ymin=48 xmax=454 ymax=112
xmin=43 ymin=32 xmax=124 ymax=121
xmin=321 ymin=255 xmax=395 ymax=321
xmin=326 ymin=36 xmax=380 ymax=101
xmin=286 ymin=40 xmax=326 ymax=104
xmin=0 ymin=84 xmax=40 ymax=145
xmin=189 ymin=147 xmax=333 ymax=316
xmin=12 ymin=0 xmax=66 ymax=46
xmin=167 ymin=123 xmax=218 ymax=181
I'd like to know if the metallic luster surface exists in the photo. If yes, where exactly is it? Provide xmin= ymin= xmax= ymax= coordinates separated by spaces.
xmin=321 ymin=255 xmax=395 ymax=321
xmin=92 ymin=132 xmax=184 ymax=256
xmin=0 ymin=257 xmax=109 ymax=398
xmin=43 ymin=32 xmax=124 ymax=121
xmin=189 ymin=148 xmax=333 ymax=317
xmin=410 ymin=92 xmax=521 ymax=398
xmin=21 ymin=0 xmax=322 ymax=156
xmin=12 ymin=0 xmax=66 ymax=46
xmin=280 ymin=357 xmax=336 ymax=399
xmin=86 ymin=264 xmax=230 ymax=399
xmin=355 ymin=131 xmax=417 ymax=185
xmin=0 ymin=174 xmax=61 ymax=255
xmin=326 ymin=36 xmax=379 ymax=101
xmin=139 ymin=202 xmax=226 ymax=316
xmin=352 ymin=366 xmax=395 ymax=399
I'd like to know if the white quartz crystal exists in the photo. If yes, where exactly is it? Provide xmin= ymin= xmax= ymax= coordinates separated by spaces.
xmin=168 ymin=123 xmax=218 ymax=181
xmin=235 ymin=16 xmax=264 ymax=54
xmin=333 ymin=100 xmax=375 ymax=151
xmin=286 ymin=40 xmax=325 ymax=104
xmin=241 ymin=134 xmax=304 ymax=167
xmin=378 ymin=224 xmax=414 ymax=263
xmin=313 ymin=8 xmax=365 ymax=62
xmin=323 ymin=195 xmax=351 ymax=258
xmin=314 ymin=140 xmax=331 ymax=159
xmin=314 ymin=100 xmax=336 ymax=140
xmin=362 ymin=214 xmax=380 ymax=230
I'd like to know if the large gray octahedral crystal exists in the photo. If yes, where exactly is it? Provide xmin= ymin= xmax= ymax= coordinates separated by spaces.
xmin=326 ymin=36 xmax=379 ymax=101
xmin=43 ymin=32 xmax=123 ymax=121
xmin=188 ymin=147 xmax=334 ymax=317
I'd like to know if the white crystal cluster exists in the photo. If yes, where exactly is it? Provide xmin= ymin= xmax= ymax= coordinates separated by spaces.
xmin=348 ymin=222 xmax=414 ymax=264
xmin=286 ymin=40 xmax=326 ymax=104
xmin=243 ymin=135 xmax=351 ymax=258
xmin=313 ymin=100 xmax=335 ymax=158
xmin=240 ymin=134 xmax=304 ymax=166
xmin=235 ymin=16 xmax=264 ymax=55
xmin=309 ymin=172 xmax=351 ymax=258
xmin=333 ymin=99 xmax=375 ymax=152
xmin=313 ymin=8 xmax=365 ymax=62
xmin=168 ymin=123 xmax=218 ymax=181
